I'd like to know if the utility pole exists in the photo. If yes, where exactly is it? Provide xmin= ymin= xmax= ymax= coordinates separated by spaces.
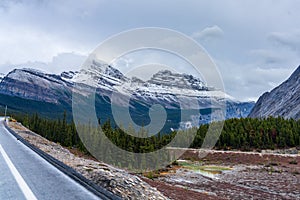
xmin=4 ymin=105 xmax=7 ymax=121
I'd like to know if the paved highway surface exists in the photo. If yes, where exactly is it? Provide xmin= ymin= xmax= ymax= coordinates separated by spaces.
xmin=0 ymin=118 xmax=102 ymax=200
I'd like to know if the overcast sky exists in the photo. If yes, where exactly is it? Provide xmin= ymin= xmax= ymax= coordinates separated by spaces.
xmin=0 ymin=0 xmax=299 ymax=101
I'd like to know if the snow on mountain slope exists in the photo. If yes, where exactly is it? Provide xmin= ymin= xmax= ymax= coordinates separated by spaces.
xmin=148 ymin=70 xmax=207 ymax=91
xmin=0 ymin=60 xmax=254 ymax=128
xmin=0 ymin=68 xmax=72 ymax=104
xmin=73 ymin=60 xmax=128 ymax=90
xmin=74 ymin=61 xmax=234 ymax=102
xmin=71 ymin=60 xmax=253 ymax=127
xmin=125 ymin=70 xmax=234 ymax=100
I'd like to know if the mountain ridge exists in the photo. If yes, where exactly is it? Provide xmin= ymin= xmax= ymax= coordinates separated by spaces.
xmin=0 ymin=62 xmax=254 ymax=130
xmin=249 ymin=65 xmax=300 ymax=119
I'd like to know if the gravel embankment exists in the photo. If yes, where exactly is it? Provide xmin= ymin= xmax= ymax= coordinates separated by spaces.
xmin=8 ymin=121 xmax=168 ymax=200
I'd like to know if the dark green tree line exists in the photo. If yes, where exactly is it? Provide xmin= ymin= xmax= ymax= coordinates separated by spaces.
xmin=14 ymin=113 xmax=300 ymax=155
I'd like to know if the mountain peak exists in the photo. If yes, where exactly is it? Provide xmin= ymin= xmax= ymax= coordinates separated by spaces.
xmin=148 ymin=70 xmax=208 ymax=91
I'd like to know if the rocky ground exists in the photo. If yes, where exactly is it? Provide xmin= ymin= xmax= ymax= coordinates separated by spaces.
xmin=144 ymin=149 xmax=300 ymax=200
xmin=8 ymin=121 xmax=300 ymax=200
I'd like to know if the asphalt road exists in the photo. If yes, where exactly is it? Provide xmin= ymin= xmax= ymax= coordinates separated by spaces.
xmin=0 ymin=118 xmax=101 ymax=200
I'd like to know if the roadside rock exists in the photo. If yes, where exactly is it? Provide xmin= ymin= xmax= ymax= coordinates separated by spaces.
xmin=8 ymin=122 xmax=168 ymax=200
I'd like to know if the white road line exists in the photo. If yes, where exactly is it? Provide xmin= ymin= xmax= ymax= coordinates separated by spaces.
xmin=0 ymin=144 xmax=38 ymax=200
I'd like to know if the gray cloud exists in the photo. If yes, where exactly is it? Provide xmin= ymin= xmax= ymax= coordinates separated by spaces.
xmin=217 ymin=60 xmax=295 ymax=101
xmin=251 ymin=50 xmax=280 ymax=62
xmin=268 ymin=30 xmax=300 ymax=53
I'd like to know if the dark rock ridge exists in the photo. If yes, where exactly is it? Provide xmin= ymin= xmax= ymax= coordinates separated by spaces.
xmin=249 ymin=65 xmax=300 ymax=119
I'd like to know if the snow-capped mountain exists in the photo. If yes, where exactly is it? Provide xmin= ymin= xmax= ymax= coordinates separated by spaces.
xmin=0 ymin=60 xmax=254 ymax=130
xmin=249 ymin=65 xmax=300 ymax=119
xmin=0 ymin=68 xmax=72 ymax=104
xmin=70 ymin=61 xmax=254 ymax=130
xmin=148 ymin=70 xmax=208 ymax=91
xmin=71 ymin=60 xmax=128 ymax=90
xmin=122 ymin=70 xmax=234 ymax=101
xmin=72 ymin=61 xmax=235 ymax=106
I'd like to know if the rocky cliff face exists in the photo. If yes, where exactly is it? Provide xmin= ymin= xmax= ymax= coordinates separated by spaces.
xmin=249 ymin=65 xmax=300 ymax=119
xmin=0 ymin=69 xmax=73 ymax=104
xmin=148 ymin=70 xmax=208 ymax=91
